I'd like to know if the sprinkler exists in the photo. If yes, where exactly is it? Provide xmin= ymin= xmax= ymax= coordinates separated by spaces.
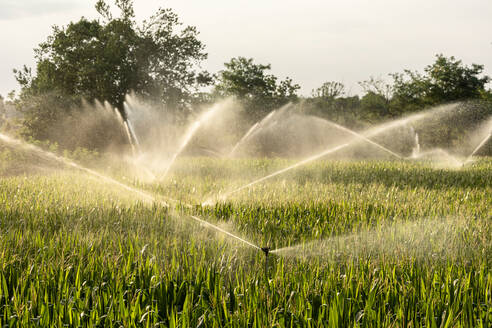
xmin=261 ymin=247 xmax=270 ymax=278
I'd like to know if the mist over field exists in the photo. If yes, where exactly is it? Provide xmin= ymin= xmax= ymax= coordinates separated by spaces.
xmin=0 ymin=1 xmax=491 ymax=326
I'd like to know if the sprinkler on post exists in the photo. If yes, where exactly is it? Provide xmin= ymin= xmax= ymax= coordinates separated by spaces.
xmin=261 ymin=247 xmax=270 ymax=277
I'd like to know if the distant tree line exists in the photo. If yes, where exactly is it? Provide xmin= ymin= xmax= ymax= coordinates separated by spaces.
xmin=3 ymin=0 xmax=491 ymax=154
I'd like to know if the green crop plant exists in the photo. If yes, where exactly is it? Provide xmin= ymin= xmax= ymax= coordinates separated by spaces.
xmin=0 ymin=156 xmax=490 ymax=327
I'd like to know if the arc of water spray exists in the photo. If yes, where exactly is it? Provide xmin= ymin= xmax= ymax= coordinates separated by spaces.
xmin=120 ymin=101 xmax=140 ymax=154
xmin=123 ymin=121 xmax=137 ymax=154
xmin=229 ymin=122 xmax=259 ymax=157
xmin=269 ymin=217 xmax=473 ymax=261
xmin=207 ymin=106 xmax=453 ymax=204
xmin=115 ymin=107 xmax=157 ymax=180
xmin=161 ymin=121 xmax=201 ymax=178
xmin=412 ymin=132 xmax=420 ymax=158
xmin=161 ymin=105 xmax=224 ymax=179
xmin=114 ymin=107 xmax=138 ymax=155
xmin=0 ymin=132 xmax=159 ymax=205
xmin=189 ymin=215 xmax=261 ymax=250
xmin=229 ymin=110 xmax=278 ymax=157
xmin=464 ymin=131 xmax=491 ymax=165
xmin=126 ymin=119 xmax=140 ymax=148
xmin=121 ymin=102 xmax=141 ymax=151
xmin=323 ymin=120 xmax=404 ymax=160
xmin=209 ymin=143 xmax=350 ymax=204
xmin=0 ymin=132 xmax=263 ymax=252
xmin=231 ymin=107 xmax=404 ymax=161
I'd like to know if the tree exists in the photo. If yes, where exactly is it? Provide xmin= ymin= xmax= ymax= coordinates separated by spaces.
xmin=14 ymin=0 xmax=211 ymax=150
xmin=360 ymin=92 xmax=391 ymax=119
xmin=387 ymin=55 xmax=491 ymax=151
xmin=390 ymin=54 xmax=490 ymax=111
xmin=359 ymin=76 xmax=393 ymax=101
xmin=214 ymin=57 xmax=300 ymax=121
xmin=304 ymin=81 xmax=361 ymax=126
xmin=357 ymin=77 xmax=395 ymax=118
xmin=312 ymin=81 xmax=345 ymax=99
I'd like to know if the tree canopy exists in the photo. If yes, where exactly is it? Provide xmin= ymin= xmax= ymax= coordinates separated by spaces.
xmin=13 ymin=0 xmax=212 ymax=149
xmin=390 ymin=54 xmax=490 ymax=112
xmin=15 ymin=0 xmax=210 ymax=112
xmin=8 ymin=1 xmax=491 ymax=154
xmin=214 ymin=57 xmax=300 ymax=121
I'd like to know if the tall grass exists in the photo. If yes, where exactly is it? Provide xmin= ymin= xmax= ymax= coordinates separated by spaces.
xmin=0 ymin=157 xmax=490 ymax=326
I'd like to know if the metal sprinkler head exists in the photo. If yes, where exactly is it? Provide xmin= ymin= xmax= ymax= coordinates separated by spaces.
xmin=261 ymin=247 xmax=271 ymax=279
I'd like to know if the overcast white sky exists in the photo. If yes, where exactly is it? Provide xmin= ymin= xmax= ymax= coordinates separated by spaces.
xmin=1 ymin=0 xmax=491 ymax=98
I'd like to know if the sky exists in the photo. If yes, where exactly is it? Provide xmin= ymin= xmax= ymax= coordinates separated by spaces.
xmin=1 ymin=0 xmax=491 ymax=98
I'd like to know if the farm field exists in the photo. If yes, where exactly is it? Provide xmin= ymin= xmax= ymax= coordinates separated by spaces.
xmin=0 ymin=155 xmax=491 ymax=327
xmin=2 ymin=0 xmax=492 ymax=326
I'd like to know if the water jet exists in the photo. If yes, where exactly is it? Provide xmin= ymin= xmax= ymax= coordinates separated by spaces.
xmin=160 ymin=103 xmax=225 ymax=179
xmin=229 ymin=109 xmax=279 ymax=157
xmin=0 ymin=132 xmax=265 ymax=254
xmin=463 ymin=131 xmax=491 ymax=165
xmin=204 ymin=103 xmax=462 ymax=204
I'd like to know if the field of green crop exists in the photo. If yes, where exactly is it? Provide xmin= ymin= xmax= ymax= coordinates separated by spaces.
xmin=0 ymin=153 xmax=491 ymax=327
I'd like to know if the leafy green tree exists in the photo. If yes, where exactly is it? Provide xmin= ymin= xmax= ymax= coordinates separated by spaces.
xmin=359 ymin=92 xmax=391 ymax=119
xmin=387 ymin=55 xmax=491 ymax=152
xmin=14 ymin=0 xmax=210 ymax=150
xmin=390 ymin=54 xmax=490 ymax=111
xmin=214 ymin=57 xmax=300 ymax=121
xmin=358 ymin=77 xmax=392 ymax=116
xmin=17 ymin=0 xmax=210 ymax=110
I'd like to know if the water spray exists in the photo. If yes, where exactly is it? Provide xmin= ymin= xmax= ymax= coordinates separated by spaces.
xmin=0 ymin=132 xmax=162 ymax=205
xmin=191 ymin=212 xmax=272 ymax=277
xmin=189 ymin=215 xmax=271 ymax=277
xmin=113 ymin=107 xmax=157 ymax=180
xmin=208 ymin=143 xmax=350 ymax=204
xmin=463 ymin=131 xmax=491 ymax=166
xmin=410 ymin=126 xmax=420 ymax=158
xmin=126 ymin=118 xmax=140 ymax=149
xmin=123 ymin=121 xmax=138 ymax=155
xmin=188 ymin=215 xmax=272 ymax=279
xmin=269 ymin=217 xmax=477 ymax=264
xmin=229 ymin=109 xmax=279 ymax=157
xmin=229 ymin=122 xmax=259 ymax=157
xmin=1 ymin=127 xmax=269 ymax=262
xmin=1 ymin=101 xmax=481 ymax=279
xmin=0 ymin=132 xmax=266 ymax=257
xmin=114 ymin=107 xmax=139 ymax=156
xmin=161 ymin=104 xmax=224 ymax=179
xmin=323 ymin=120 xmax=404 ymax=160
xmin=206 ymin=104 xmax=460 ymax=205
xmin=189 ymin=215 xmax=261 ymax=250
